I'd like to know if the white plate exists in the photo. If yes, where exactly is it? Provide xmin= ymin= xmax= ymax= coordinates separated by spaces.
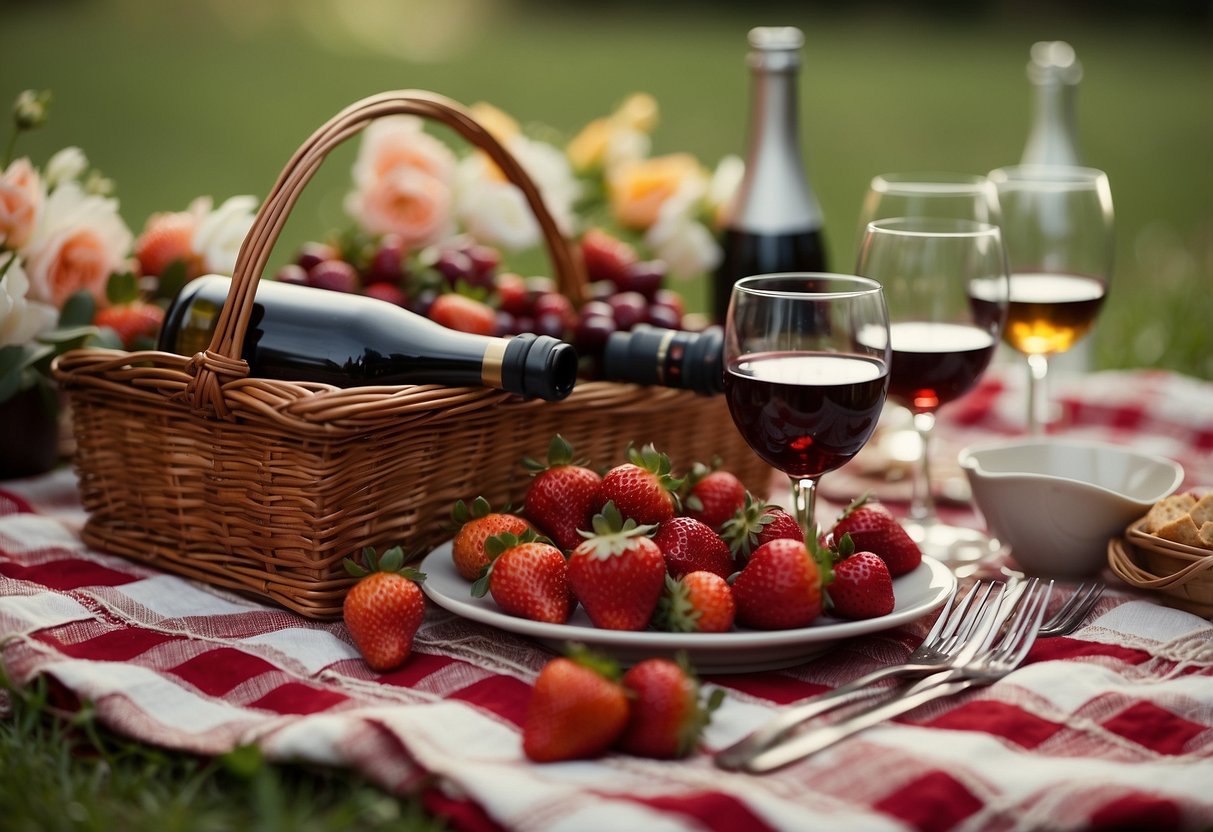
xmin=419 ymin=545 xmax=956 ymax=674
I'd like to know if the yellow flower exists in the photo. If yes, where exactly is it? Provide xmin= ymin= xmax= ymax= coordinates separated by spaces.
xmin=612 ymin=92 xmax=658 ymax=133
xmin=607 ymin=153 xmax=706 ymax=230
xmin=469 ymin=102 xmax=520 ymax=145
xmin=566 ymin=117 xmax=613 ymax=173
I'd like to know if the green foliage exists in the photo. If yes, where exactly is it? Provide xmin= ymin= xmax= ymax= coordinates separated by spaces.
xmin=0 ymin=673 xmax=446 ymax=832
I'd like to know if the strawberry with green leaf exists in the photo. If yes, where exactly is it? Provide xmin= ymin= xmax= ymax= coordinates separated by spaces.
xmin=342 ymin=546 xmax=426 ymax=672
xmin=719 ymin=493 xmax=804 ymax=561
xmin=568 ymin=501 xmax=666 ymax=631
xmin=827 ymin=533 xmax=895 ymax=620
xmin=830 ymin=494 xmax=922 ymax=577
xmin=682 ymin=461 xmax=746 ymax=531
xmin=471 ymin=529 xmax=572 ymax=624
xmin=597 ymin=443 xmax=682 ymax=526
xmin=730 ymin=534 xmax=826 ymax=630
xmin=523 ymin=435 xmax=602 ymax=552
xmin=654 ymin=572 xmax=735 ymax=634
xmin=449 ymin=496 xmax=532 ymax=581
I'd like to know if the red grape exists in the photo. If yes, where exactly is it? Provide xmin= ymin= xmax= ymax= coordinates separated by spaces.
xmin=364 ymin=282 xmax=407 ymax=307
xmin=619 ymin=260 xmax=665 ymax=298
xmin=275 ymin=263 xmax=309 ymax=286
xmin=365 ymin=234 xmax=406 ymax=285
xmin=308 ymin=259 xmax=359 ymax=293
xmin=296 ymin=241 xmax=339 ymax=273
xmin=607 ymin=291 xmax=648 ymax=331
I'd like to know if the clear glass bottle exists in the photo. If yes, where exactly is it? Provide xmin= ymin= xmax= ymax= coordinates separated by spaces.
xmin=158 ymin=275 xmax=578 ymax=401
xmin=712 ymin=26 xmax=827 ymax=324
xmin=1021 ymin=40 xmax=1083 ymax=167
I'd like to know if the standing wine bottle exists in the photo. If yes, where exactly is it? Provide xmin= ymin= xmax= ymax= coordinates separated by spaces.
xmin=158 ymin=275 xmax=578 ymax=401
xmin=713 ymin=26 xmax=827 ymax=324
xmin=1021 ymin=40 xmax=1082 ymax=167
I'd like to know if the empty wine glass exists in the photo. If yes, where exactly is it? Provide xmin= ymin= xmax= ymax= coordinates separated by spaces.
xmin=857 ymin=172 xmax=1001 ymax=260
xmin=723 ymin=274 xmax=890 ymax=537
xmin=987 ymin=165 xmax=1114 ymax=434
xmin=856 ymin=218 xmax=1009 ymax=567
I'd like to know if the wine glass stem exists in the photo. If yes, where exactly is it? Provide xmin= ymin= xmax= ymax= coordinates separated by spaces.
xmin=909 ymin=410 xmax=938 ymax=525
xmin=1027 ymin=353 xmax=1051 ymax=435
xmin=789 ymin=476 xmax=820 ymax=540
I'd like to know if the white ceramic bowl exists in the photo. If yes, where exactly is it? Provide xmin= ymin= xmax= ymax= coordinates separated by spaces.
xmin=958 ymin=439 xmax=1184 ymax=578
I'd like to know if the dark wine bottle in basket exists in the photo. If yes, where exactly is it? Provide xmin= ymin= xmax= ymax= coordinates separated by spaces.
xmin=158 ymin=275 xmax=578 ymax=401
xmin=712 ymin=26 xmax=828 ymax=324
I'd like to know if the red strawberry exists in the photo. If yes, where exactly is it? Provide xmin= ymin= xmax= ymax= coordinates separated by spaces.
xmin=719 ymin=493 xmax=805 ymax=561
xmin=683 ymin=464 xmax=746 ymax=531
xmin=94 ymin=300 xmax=166 ymax=350
xmin=652 ymin=516 xmax=734 ymax=580
xmin=654 ymin=572 xmax=735 ymax=633
xmin=523 ymin=435 xmax=602 ymax=552
xmin=523 ymin=649 xmax=629 ymax=762
xmin=567 ymin=502 xmax=666 ymax=631
xmin=472 ymin=530 xmax=572 ymax=624
xmin=617 ymin=657 xmax=724 ymax=759
xmin=580 ymin=228 xmax=638 ymax=287
xmin=730 ymin=537 xmax=825 ymax=630
xmin=342 ymin=546 xmax=426 ymax=672
xmin=493 ymin=271 xmax=530 ymax=316
xmin=428 ymin=293 xmax=497 ymax=335
xmin=598 ymin=444 xmax=682 ymax=526
xmin=830 ymin=495 xmax=922 ymax=577
xmin=134 ymin=211 xmax=202 ymax=279
xmin=828 ymin=538 xmax=895 ymax=620
xmin=449 ymin=497 xmax=532 ymax=581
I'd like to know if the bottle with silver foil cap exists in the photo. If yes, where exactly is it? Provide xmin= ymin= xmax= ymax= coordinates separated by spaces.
xmin=1021 ymin=40 xmax=1083 ymax=167
xmin=712 ymin=26 xmax=828 ymax=324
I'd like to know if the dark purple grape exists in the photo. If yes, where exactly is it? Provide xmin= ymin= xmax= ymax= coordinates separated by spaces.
xmin=408 ymin=288 xmax=439 ymax=318
xmin=619 ymin=260 xmax=666 ymax=299
xmin=365 ymin=234 xmax=406 ymax=285
xmin=607 ymin=291 xmax=648 ymax=331
xmin=435 ymin=249 xmax=475 ymax=285
xmin=275 ymin=263 xmax=309 ymax=286
xmin=578 ymin=300 xmax=614 ymax=321
xmin=466 ymin=244 xmax=501 ymax=278
xmin=524 ymin=275 xmax=556 ymax=302
xmin=652 ymin=288 xmax=685 ymax=317
xmin=297 ymin=241 xmax=339 ymax=273
xmin=533 ymin=293 xmax=576 ymax=328
xmin=574 ymin=314 xmax=617 ymax=355
xmin=494 ymin=310 xmax=517 ymax=337
xmin=532 ymin=312 xmax=567 ymax=339
xmin=308 ymin=259 xmax=359 ymax=293
xmin=587 ymin=280 xmax=616 ymax=302
xmin=645 ymin=303 xmax=682 ymax=330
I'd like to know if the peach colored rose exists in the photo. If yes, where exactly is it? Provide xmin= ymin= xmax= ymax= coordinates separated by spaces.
xmin=346 ymin=167 xmax=454 ymax=249
xmin=22 ymin=182 xmax=132 ymax=309
xmin=0 ymin=158 xmax=45 ymax=250
xmin=607 ymin=153 xmax=707 ymax=230
xmin=351 ymin=115 xmax=457 ymax=189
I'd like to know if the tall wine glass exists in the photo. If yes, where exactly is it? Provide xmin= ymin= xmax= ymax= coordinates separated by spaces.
xmin=857 ymin=172 xmax=1001 ymax=260
xmin=856 ymin=219 xmax=1009 ymax=567
xmin=723 ymin=274 xmax=890 ymax=537
xmin=987 ymin=165 xmax=1114 ymax=434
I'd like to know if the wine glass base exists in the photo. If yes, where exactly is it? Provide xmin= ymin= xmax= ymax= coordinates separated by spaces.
xmin=902 ymin=520 xmax=1004 ymax=571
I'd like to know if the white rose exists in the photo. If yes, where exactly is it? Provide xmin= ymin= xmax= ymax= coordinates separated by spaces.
xmin=603 ymin=127 xmax=651 ymax=175
xmin=0 ymin=258 xmax=58 ymax=347
xmin=646 ymin=186 xmax=722 ymax=280
xmin=504 ymin=135 xmax=581 ymax=236
xmin=44 ymin=147 xmax=88 ymax=189
xmin=193 ymin=195 xmax=257 ymax=276
xmin=461 ymin=181 xmax=542 ymax=252
xmin=707 ymin=154 xmax=745 ymax=224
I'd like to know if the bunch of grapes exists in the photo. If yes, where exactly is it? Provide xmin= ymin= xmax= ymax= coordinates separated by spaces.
xmin=278 ymin=228 xmax=699 ymax=376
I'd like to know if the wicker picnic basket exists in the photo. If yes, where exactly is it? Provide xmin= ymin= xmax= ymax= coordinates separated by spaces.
xmin=52 ymin=90 xmax=772 ymax=619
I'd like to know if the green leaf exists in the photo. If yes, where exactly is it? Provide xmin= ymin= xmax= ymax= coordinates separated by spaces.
xmin=378 ymin=546 xmax=405 ymax=573
xmin=155 ymin=259 xmax=189 ymax=301
xmin=57 ymin=291 xmax=96 ymax=328
xmin=470 ymin=570 xmax=491 ymax=598
xmin=105 ymin=271 xmax=139 ymax=305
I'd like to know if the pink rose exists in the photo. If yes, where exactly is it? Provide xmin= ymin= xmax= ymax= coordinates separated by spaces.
xmin=0 ymin=158 xmax=45 ymax=250
xmin=351 ymin=116 xmax=456 ymax=188
xmin=345 ymin=168 xmax=454 ymax=249
xmin=23 ymin=182 xmax=132 ymax=309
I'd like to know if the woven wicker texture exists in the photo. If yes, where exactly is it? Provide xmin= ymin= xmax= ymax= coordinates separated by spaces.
xmin=53 ymin=90 xmax=771 ymax=618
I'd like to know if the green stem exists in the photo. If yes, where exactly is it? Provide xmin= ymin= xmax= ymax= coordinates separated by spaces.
xmin=2 ymin=130 xmax=17 ymax=169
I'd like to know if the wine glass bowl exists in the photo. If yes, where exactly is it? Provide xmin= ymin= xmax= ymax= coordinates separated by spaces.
xmin=856 ymin=218 xmax=1009 ymax=567
xmin=724 ymin=273 xmax=890 ymax=536
xmin=987 ymin=165 xmax=1114 ymax=434
xmin=857 ymin=172 xmax=1001 ymax=259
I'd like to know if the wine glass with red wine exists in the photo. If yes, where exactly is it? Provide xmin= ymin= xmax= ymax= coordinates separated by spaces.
xmin=856 ymin=218 xmax=1009 ymax=567
xmin=723 ymin=274 xmax=890 ymax=538
xmin=987 ymin=165 xmax=1114 ymax=434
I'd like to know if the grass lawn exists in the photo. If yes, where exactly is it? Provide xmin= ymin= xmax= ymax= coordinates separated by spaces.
xmin=1 ymin=1 xmax=1209 ymax=377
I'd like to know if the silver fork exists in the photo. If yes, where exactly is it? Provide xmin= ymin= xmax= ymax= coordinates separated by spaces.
xmin=714 ymin=580 xmax=1006 ymax=771
xmin=732 ymin=579 xmax=1054 ymax=773
xmin=1039 ymin=581 xmax=1104 ymax=637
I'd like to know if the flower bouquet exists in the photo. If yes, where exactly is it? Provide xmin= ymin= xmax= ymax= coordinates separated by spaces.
xmin=0 ymin=90 xmax=257 ymax=478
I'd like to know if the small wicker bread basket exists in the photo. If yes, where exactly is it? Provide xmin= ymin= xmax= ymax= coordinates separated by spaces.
xmin=1107 ymin=519 xmax=1213 ymax=618
xmin=53 ymin=90 xmax=771 ymax=619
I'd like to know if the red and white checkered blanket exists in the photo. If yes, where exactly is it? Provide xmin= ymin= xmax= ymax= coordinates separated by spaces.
xmin=2 ymin=368 xmax=1212 ymax=831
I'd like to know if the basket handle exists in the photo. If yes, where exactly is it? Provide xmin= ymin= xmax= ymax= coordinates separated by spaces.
xmin=186 ymin=90 xmax=587 ymax=418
